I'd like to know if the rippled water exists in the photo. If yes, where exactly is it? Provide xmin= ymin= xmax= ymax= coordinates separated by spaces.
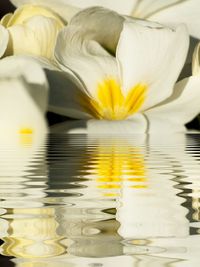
xmin=0 ymin=133 xmax=200 ymax=267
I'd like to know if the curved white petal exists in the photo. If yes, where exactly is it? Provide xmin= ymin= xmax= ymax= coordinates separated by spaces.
xmin=116 ymin=21 xmax=189 ymax=110
xmin=50 ymin=113 xmax=147 ymax=133
xmin=192 ymin=42 xmax=200 ymax=75
xmin=145 ymin=76 xmax=200 ymax=132
xmin=0 ymin=25 xmax=9 ymax=58
xmin=55 ymin=26 xmax=118 ymax=98
xmin=0 ymin=77 xmax=47 ymax=138
xmin=7 ymin=15 xmax=62 ymax=59
xmin=70 ymin=7 xmax=124 ymax=54
xmin=46 ymin=69 xmax=92 ymax=119
xmin=11 ymin=0 xmax=81 ymax=22
xmin=0 ymin=56 xmax=48 ymax=113
xmin=148 ymin=0 xmax=200 ymax=39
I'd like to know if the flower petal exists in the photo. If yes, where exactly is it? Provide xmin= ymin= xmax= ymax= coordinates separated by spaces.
xmin=45 ymin=68 xmax=92 ymax=119
xmin=0 ymin=77 xmax=47 ymax=136
xmin=55 ymin=22 xmax=119 ymax=98
xmin=12 ymin=0 xmax=138 ymax=16
xmin=145 ymin=76 xmax=200 ymax=132
xmin=0 ymin=13 xmax=13 ymax=27
xmin=55 ymin=8 xmax=127 ymax=104
xmin=132 ymin=0 xmax=186 ymax=18
xmin=192 ymin=42 xmax=200 ymax=76
xmin=0 ymin=25 xmax=9 ymax=58
xmin=0 ymin=56 xmax=48 ymax=113
xmin=2 ymin=54 xmax=89 ymax=119
xmin=7 ymin=15 xmax=62 ymax=59
xmin=65 ymin=0 xmax=137 ymax=14
xmin=7 ymin=4 xmax=64 ymax=27
xmin=70 ymin=7 xmax=124 ymax=54
xmin=148 ymin=0 xmax=200 ymax=39
xmin=50 ymin=114 xmax=147 ymax=133
xmin=10 ymin=0 xmax=80 ymax=22
xmin=116 ymin=21 xmax=189 ymax=110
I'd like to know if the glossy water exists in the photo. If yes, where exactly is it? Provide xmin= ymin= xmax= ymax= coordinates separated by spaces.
xmin=0 ymin=133 xmax=200 ymax=267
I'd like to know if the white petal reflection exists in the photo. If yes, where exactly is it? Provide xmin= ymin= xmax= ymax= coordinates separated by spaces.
xmin=0 ymin=123 xmax=47 ymax=209
xmin=1 ymin=134 xmax=200 ymax=266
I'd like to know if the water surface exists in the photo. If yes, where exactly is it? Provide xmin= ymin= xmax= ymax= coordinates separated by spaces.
xmin=0 ymin=133 xmax=200 ymax=267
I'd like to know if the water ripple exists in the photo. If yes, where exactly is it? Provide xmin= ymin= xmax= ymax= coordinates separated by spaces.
xmin=0 ymin=134 xmax=200 ymax=266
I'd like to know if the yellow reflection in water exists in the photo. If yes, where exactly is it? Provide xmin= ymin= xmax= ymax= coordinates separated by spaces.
xmin=86 ymin=138 xmax=147 ymax=197
xmin=1 ymin=207 xmax=66 ymax=259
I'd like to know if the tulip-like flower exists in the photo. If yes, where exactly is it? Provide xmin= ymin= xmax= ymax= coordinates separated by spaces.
xmin=49 ymin=8 xmax=200 ymax=133
xmin=11 ymin=0 xmax=200 ymax=39
xmin=0 ymin=4 xmax=64 ymax=59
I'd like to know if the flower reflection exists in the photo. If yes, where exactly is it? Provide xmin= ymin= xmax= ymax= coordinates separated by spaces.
xmin=1 ymin=207 xmax=65 ymax=259
xmin=1 ymin=134 xmax=200 ymax=267
xmin=0 ymin=126 xmax=66 ymax=260
xmin=90 ymin=138 xmax=146 ymax=197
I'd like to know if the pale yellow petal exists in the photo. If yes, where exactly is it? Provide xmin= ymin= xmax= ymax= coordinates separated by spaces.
xmin=7 ymin=4 xmax=64 ymax=28
xmin=7 ymin=16 xmax=62 ymax=59
xmin=11 ymin=0 xmax=79 ymax=23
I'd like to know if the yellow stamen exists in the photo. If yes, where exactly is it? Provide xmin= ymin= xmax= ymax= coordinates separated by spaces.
xmin=79 ymin=78 xmax=147 ymax=120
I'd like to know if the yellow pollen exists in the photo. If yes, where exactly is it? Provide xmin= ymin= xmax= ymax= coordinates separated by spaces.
xmin=79 ymin=79 xmax=147 ymax=120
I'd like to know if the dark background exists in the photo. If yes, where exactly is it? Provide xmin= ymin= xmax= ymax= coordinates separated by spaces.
xmin=0 ymin=1 xmax=15 ymax=18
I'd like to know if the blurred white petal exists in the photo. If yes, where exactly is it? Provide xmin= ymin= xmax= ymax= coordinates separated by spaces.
xmin=0 ymin=25 xmax=9 ymax=58
xmin=145 ymin=76 xmax=200 ymax=132
xmin=148 ymin=0 xmax=200 ymax=39
xmin=0 ymin=77 xmax=48 ymax=139
xmin=132 ymin=0 xmax=187 ymax=18
xmin=0 ymin=56 xmax=48 ymax=113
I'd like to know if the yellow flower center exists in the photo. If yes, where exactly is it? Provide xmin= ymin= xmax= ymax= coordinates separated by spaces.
xmin=79 ymin=79 xmax=147 ymax=120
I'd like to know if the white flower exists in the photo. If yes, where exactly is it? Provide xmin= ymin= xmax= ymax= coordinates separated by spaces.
xmin=49 ymin=8 xmax=200 ymax=133
xmin=0 ymin=5 xmax=64 ymax=59
xmin=0 ymin=56 xmax=48 ymax=141
xmin=11 ymin=0 xmax=200 ymax=39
